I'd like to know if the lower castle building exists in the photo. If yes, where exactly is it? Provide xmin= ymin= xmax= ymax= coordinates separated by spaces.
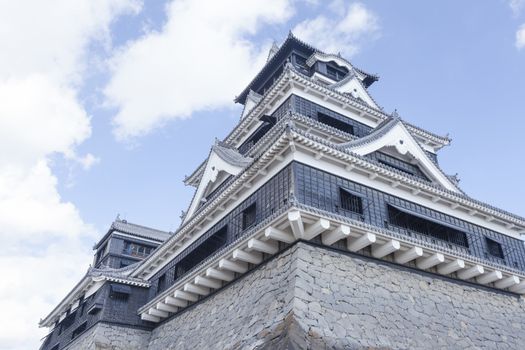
xmin=39 ymin=34 xmax=525 ymax=350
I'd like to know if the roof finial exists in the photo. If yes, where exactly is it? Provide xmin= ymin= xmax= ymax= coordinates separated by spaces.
xmin=391 ymin=109 xmax=399 ymax=119
xmin=115 ymin=213 xmax=121 ymax=222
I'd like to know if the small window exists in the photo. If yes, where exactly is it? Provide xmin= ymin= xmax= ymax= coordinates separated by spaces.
xmin=157 ymin=274 xmax=166 ymax=294
xmin=61 ymin=310 xmax=76 ymax=330
xmin=486 ymin=238 xmax=504 ymax=259
xmin=294 ymin=55 xmax=307 ymax=68
xmin=123 ymin=242 xmax=153 ymax=258
xmin=317 ymin=112 xmax=354 ymax=135
xmin=71 ymin=322 xmax=87 ymax=339
xmin=339 ymin=188 xmax=363 ymax=214
xmin=242 ymin=204 xmax=257 ymax=230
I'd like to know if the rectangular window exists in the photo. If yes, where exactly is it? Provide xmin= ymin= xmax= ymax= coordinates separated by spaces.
xmin=242 ymin=204 xmax=257 ymax=230
xmin=123 ymin=242 xmax=153 ymax=258
xmin=71 ymin=322 xmax=87 ymax=339
xmin=294 ymin=54 xmax=307 ymax=68
xmin=174 ymin=226 xmax=228 ymax=281
xmin=317 ymin=112 xmax=354 ymax=135
xmin=387 ymin=205 xmax=469 ymax=248
xmin=339 ymin=188 xmax=363 ymax=215
xmin=61 ymin=310 xmax=76 ymax=330
xmin=486 ymin=237 xmax=504 ymax=259
xmin=157 ymin=274 xmax=166 ymax=294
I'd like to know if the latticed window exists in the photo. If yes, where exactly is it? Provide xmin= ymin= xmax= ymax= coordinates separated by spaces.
xmin=339 ymin=188 xmax=363 ymax=214
xmin=387 ymin=205 xmax=469 ymax=248
xmin=173 ymin=226 xmax=228 ymax=281
xmin=317 ymin=112 xmax=354 ymax=135
xmin=242 ymin=204 xmax=257 ymax=230
xmin=486 ymin=237 xmax=504 ymax=259
xmin=71 ymin=322 xmax=86 ymax=339
xmin=123 ymin=242 xmax=153 ymax=258
xmin=157 ymin=274 xmax=166 ymax=294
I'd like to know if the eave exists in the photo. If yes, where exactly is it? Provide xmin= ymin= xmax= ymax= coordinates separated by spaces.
xmin=185 ymin=65 xmax=450 ymax=188
xmin=133 ymin=121 xmax=525 ymax=283
xmin=138 ymin=206 xmax=525 ymax=323
xmin=39 ymin=270 xmax=149 ymax=328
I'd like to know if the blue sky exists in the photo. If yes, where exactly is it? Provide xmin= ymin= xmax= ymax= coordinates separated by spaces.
xmin=1 ymin=1 xmax=524 ymax=349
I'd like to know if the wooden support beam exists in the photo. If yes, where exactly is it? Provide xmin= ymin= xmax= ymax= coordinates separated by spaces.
xmin=304 ymin=218 xmax=330 ymax=240
xmin=372 ymin=239 xmax=400 ymax=258
xmin=458 ymin=265 xmax=484 ymax=280
xmin=394 ymin=246 xmax=423 ymax=264
xmin=347 ymin=232 xmax=376 ymax=252
xmin=165 ymin=296 xmax=187 ymax=308
xmin=477 ymin=270 xmax=503 ymax=285
xmin=184 ymin=283 xmax=209 ymax=296
xmin=148 ymin=308 xmax=168 ymax=318
xmin=219 ymin=258 xmax=248 ymax=273
xmin=195 ymin=276 xmax=222 ymax=289
xmin=156 ymin=302 xmax=177 ymax=313
xmin=412 ymin=189 xmax=421 ymax=195
xmin=288 ymin=211 xmax=305 ymax=239
xmin=206 ymin=268 xmax=234 ymax=282
xmin=264 ymin=227 xmax=295 ymax=243
xmin=495 ymin=276 xmax=520 ymax=289
xmin=141 ymin=313 xmax=160 ymax=322
xmin=510 ymin=281 xmax=525 ymax=293
xmin=369 ymin=173 xmax=378 ymax=180
xmin=174 ymin=290 xmax=198 ymax=302
xmin=437 ymin=259 xmax=465 ymax=275
xmin=232 ymin=249 xmax=263 ymax=264
xmin=247 ymin=238 xmax=278 ymax=254
xmin=416 ymin=253 xmax=444 ymax=270
xmin=322 ymin=225 xmax=350 ymax=246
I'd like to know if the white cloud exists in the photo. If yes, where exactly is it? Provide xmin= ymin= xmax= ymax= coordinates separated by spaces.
xmin=105 ymin=0 xmax=295 ymax=140
xmin=0 ymin=1 xmax=140 ymax=349
xmin=516 ymin=24 xmax=525 ymax=50
xmin=293 ymin=2 xmax=380 ymax=57
xmin=509 ymin=0 xmax=525 ymax=16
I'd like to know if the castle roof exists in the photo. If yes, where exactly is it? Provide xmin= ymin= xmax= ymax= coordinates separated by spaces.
xmin=94 ymin=218 xmax=172 ymax=249
xmin=235 ymin=32 xmax=378 ymax=105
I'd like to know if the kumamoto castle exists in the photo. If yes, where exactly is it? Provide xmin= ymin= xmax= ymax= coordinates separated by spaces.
xmin=39 ymin=34 xmax=525 ymax=349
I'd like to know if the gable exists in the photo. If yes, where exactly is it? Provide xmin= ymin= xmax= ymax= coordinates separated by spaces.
xmin=330 ymin=75 xmax=379 ymax=109
xmin=341 ymin=119 xmax=460 ymax=193
xmin=183 ymin=144 xmax=253 ymax=224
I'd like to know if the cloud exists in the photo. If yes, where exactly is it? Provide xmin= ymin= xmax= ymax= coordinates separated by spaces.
xmin=105 ymin=0 xmax=296 ymax=140
xmin=293 ymin=2 xmax=380 ymax=57
xmin=509 ymin=0 xmax=525 ymax=16
xmin=0 ymin=1 xmax=140 ymax=349
xmin=516 ymin=24 xmax=525 ymax=50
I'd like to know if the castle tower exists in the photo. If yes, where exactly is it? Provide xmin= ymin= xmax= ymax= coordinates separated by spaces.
xmin=40 ymin=33 xmax=525 ymax=350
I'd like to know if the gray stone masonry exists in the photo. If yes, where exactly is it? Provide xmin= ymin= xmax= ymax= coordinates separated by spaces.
xmin=147 ymin=242 xmax=525 ymax=350
xmin=70 ymin=242 xmax=525 ymax=349
xmin=64 ymin=322 xmax=151 ymax=350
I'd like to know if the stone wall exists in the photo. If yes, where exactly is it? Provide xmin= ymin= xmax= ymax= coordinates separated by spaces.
xmin=147 ymin=242 xmax=525 ymax=350
xmin=147 ymin=245 xmax=298 ymax=350
xmin=65 ymin=322 xmax=151 ymax=350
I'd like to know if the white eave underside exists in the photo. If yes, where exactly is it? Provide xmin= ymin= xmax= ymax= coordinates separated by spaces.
xmin=133 ymin=122 xmax=525 ymax=282
xmin=184 ymin=66 xmax=450 ymax=187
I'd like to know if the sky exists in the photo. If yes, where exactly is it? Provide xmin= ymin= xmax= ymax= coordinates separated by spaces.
xmin=0 ymin=1 xmax=524 ymax=349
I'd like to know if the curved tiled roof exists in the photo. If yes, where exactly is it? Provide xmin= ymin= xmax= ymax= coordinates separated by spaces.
xmin=94 ymin=218 xmax=172 ymax=250
xmin=212 ymin=141 xmax=253 ymax=168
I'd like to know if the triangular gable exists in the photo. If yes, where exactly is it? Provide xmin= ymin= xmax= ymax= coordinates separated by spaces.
xmin=340 ymin=118 xmax=461 ymax=193
xmin=183 ymin=143 xmax=253 ymax=224
xmin=241 ymin=90 xmax=262 ymax=119
xmin=330 ymin=74 xmax=379 ymax=109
